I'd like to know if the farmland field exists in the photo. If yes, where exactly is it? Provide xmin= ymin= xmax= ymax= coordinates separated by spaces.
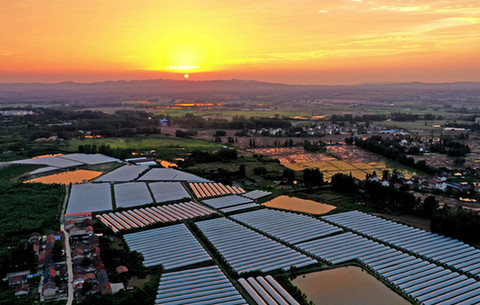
xmin=247 ymin=147 xmax=336 ymax=164
xmin=25 ymin=169 xmax=103 ymax=184
xmin=250 ymin=145 xmax=428 ymax=180
xmin=63 ymin=136 xmax=224 ymax=159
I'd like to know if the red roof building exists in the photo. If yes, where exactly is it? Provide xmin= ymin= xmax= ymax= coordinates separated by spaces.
xmin=85 ymin=272 xmax=96 ymax=282
xmin=116 ymin=266 xmax=128 ymax=273
xmin=85 ymin=226 xmax=94 ymax=235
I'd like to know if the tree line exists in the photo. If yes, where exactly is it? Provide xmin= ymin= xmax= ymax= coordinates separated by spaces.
xmin=346 ymin=136 xmax=438 ymax=174
xmin=330 ymin=112 xmax=443 ymax=123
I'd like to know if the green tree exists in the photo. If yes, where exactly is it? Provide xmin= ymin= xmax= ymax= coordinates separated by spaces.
xmin=282 ymin=168 xmax=296 ymax=184
xmin=253 ymin=167 xmax=267 ymax=176
xmin=238 ymin=164 xmax=246 ymax=177
xmin=53 ymin=240 xmax=64 ymax=262
xmin=331 ymin=173 xmax=356 ymax=193
xmin=420 ymin=196 xmax=439 ymax=217
xmin=303 ymin=168 xmax=324 ymax=187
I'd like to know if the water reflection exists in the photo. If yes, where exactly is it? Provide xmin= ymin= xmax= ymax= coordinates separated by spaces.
xmin=158 ymin=160 xmax=178 ymax=168
xmin=292 ymin=266 xmax=410 ymax=305
xmin=262 ymin=195 xmax=335 ymax=214
xmin=32 ymin=153 xmax=63 ymax=158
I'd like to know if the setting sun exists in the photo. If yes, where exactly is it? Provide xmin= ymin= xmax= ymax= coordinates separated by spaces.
xmin=184 ymin=73 xmax=189 ymax=79
xmin=140 ymin=28 xmax=223 ymax=74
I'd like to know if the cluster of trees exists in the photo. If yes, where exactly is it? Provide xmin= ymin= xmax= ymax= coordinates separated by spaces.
xmin=302 ymin=140 xmax=326 ymax=152
xmin=80 ymin=275 xmax=159 ymax=305
xmin=3 ymin=108 xmax=162 ymax=141
xmin=326 ymin=173 xmax=440 ymax=218
xmin=46 ymin=109 xmax=162 ymax=139
xmin=252 ymin=165 xmax=281 ymax=181
xmin=282 ymin=168 xmax=296 ymax=184
xmin=331 ymin=173 xmax=356 ymax=193
xmin=185 ymin=148 xmax=238 ymax=165
xmin=0 ymin=181 xmax=64 ymax=245
xmin=0 ymin=180 xmax=64 ymax=277
xmin=213 ymin=130 xmax=227 ymax=137
xmin=303 ymin=168 xmax=324 ymax=187
xmin=253 ymin=167 xmax=267 ymax=176
xmin=0 ymin=242 xmax=36 ymax=277
xmin=99 ymin=236 xmax=147 ymax=283
xmin=348 ymin=136 xmax=437 ymax=174
xmin=364 ymin=181 xmax=439 ymax=217
xmin=175 ymin=129 xmax=198 ymax=138
xmin=78 ymin=144 xmax=134 ymax=159
xmin=431 ymin=207 xmax=480 ymax=243
xmin=330 ymin=112 xmax=443 ymax=123
xmin=0 ymin=108 xmax=166 ymax=160
xmin=430 ymin=139 xmax=471 ymax=157
xmin=170 ymin=113 xmax=292 ymax=130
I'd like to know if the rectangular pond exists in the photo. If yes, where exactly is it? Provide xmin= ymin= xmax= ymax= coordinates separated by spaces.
xmin=292 ymin=266 xmax=410 ymax=305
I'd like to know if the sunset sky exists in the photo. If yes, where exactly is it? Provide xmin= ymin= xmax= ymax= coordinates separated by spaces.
xmin=1 ymin=0 xmax=479 ymax=84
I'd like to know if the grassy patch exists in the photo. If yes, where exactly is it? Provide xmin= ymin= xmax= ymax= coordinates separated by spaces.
xmin=63 ymin=135 xmax=224 ymax=159
xmin=292 ymin=188 xmax=369 ymax=215
xmin=185 ymin=157 xmax=286 ymax=188
xmin=65 ymin=136 xmax=222 ymax=151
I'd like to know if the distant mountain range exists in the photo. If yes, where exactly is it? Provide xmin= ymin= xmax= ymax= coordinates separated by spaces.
xmin=0 ymin=78 xmax=479 ymax=105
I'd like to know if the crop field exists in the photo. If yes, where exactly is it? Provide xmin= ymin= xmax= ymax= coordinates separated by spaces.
xmin=63 ymin=136 xmax=224 ymax=159
xmin=283 ymin=160 xmax=388 ymax=180
xmin=286 ymin=160 xmax=425 ymax=180
xmin=25 ymin=169 xmax=103 ymax=184
xmin=247 ymin=147 xmax=336 ymax=164
xmin=251 ymin=145 xmax=427 ymax=180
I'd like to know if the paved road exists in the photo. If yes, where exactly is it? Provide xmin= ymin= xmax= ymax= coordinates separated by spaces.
xmin=61 ymin=224 xmax=74 ymax=305
xmin=60 ymin=184 xmax=74 ymax=305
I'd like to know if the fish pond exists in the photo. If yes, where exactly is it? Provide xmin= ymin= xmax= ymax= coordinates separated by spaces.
xmin=292 ymin=266 xmax=410 ymax=305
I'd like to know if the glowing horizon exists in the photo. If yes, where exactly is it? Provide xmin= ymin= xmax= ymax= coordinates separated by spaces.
xmin=1 ymin=0 xmax=480 ymax=84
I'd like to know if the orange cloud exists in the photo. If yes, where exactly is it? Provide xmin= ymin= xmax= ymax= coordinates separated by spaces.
xmin=0 ymin=0 xmax=479 ymax=84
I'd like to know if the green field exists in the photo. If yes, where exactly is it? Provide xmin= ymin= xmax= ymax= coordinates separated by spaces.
xmin=0 ymin=164 xmax=43 ymax=181
xmin=63 ymin=136 xmax=225 ymax=160
xmin=376 ymin=120 xmax=450 ymax=130
xmin=186 ymin=159 xmax=287 ymax=188
xmin=65 ymin=136 xmax=222 ymax=151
